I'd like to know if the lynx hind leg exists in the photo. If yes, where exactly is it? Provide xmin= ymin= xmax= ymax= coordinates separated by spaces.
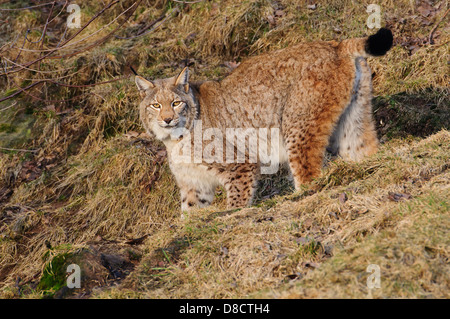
xmin=328 ymin=57 xmax=378 ymax=161
xmin=220 ymin=164 xmax=258 ymax=209
xmin=283 ymin=124 xmax=327 ymax=190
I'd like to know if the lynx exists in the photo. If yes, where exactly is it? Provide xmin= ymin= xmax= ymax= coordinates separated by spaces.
xmin=135 ymin=28 xmax=393 ymax=213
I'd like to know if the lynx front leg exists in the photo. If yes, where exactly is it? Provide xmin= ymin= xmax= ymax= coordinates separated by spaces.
xmin=178 ymin=178 xmax=216 ymax=216
xmin=220 ymin=164 xmax=258 ymax=209
xmin=179 ymin=183 xmax=216 ymax=212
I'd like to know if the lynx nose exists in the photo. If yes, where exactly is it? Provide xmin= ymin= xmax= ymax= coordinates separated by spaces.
xmin=163 ymin=118 xmax=172 ymax=124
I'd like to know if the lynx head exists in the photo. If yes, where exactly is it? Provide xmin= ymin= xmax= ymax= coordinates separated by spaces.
xmin=135 ymin=67 xmax=197 ymax=141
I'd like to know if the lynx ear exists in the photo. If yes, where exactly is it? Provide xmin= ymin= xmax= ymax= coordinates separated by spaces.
xmin=174 ymin=67 xmax=189 ymax=93
xmin=135 ymin=76 xmax=154 ymax=97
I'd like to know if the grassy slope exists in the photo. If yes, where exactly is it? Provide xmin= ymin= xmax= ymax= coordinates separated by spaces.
xmin=99 ymin=130 xmax=449 ymax=299
xmin=0 ymin=0 xmax=448 ymax=298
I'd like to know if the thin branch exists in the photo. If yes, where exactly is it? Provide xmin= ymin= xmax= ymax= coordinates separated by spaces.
xmin=0 ymin=101 xmax=17 ymax=112
xmin=0 ymin=75 xmax=131 ymax=104
xmin=0 ymin=0 xmax=148 ymax=105
xmin=0 ymin=1 xmax=68 ymax=53
xmin=0 ymin=81 xmax=45 ymax=103
xmin=429 ymin=8 xmax=449 ymax=45
xmin=16 ymin=66 xmax=88 ymax=82
xmin=8 ymin=0 xmax=134 ymax=54
xmin=0 ymin=147 xmax=39 ymax=153
xmin=41 ymin=0 xmax=69 ymax=30
xmin=114 ymin=7 xmax=179 ymax=40
xmin=48 ymin=75 xmax=130 ymax=88
xmin=0 ymin=1 xmax=55 ymax=11
xmin=46 ymin=0 xmax=142 ymax=59
xmin=171 ymin=0 xmax=205 ymax=4
xmin=2 ymin=56 xmax=77 ymax=74
xmin=20 ymin=88 xmax=90 ymax=103
xmin=38 ymin=1 xmax=57 ymax=70
xmin=0 ymin=0 xmax=121 ymax=76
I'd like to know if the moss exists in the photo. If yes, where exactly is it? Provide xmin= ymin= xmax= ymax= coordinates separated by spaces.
xmin=0 ymin=123 xmax=16 ymax=133
xmin=38 ymin=252 xmax=74 ymax=298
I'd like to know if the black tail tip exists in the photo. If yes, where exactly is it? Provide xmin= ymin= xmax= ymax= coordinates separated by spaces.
xmin=365 ymin=28 xmax=393 ymax=56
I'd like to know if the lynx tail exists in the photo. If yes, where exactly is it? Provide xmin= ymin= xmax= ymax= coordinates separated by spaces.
xmin=339 ymin=28 xmax=393 ymax=58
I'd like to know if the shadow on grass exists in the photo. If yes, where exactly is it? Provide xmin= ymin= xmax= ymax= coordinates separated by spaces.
xmin=373 ymin=88 xmax=449 ymax=140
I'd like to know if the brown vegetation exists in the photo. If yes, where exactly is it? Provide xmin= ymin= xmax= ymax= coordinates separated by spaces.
xmin=0 ymin=0 xmax=448 ymax=298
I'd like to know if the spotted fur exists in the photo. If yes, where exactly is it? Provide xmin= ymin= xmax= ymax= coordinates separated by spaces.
xmin=135 ymin=28 xmax=393 ymax=214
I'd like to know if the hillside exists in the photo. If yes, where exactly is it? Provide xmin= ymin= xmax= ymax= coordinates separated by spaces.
xmin=0 ymin=0 xmax=448 ymax=299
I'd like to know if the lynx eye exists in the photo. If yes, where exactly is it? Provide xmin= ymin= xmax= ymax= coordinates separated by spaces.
xmin=172 ymin=101 xmax=182 ymax=107
xmin=150 ymin=103 xmax=161 ymax=109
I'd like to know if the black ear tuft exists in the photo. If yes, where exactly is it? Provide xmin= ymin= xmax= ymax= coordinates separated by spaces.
xmin=365 ymin=28 xmax=393 ymax=56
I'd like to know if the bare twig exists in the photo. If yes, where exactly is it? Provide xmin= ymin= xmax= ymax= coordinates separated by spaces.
xmin=38 ymin=1 xmax=57 ymax=70
xmin=2 ymin=56 xmax=76 ymax=74
xmin=429 ymin=8 xmax=449 ymax=45
xmin=8 ymin=0 xmax=135 ymax=54
xmin=171 ymin=0 xmax=205 ymax=4
xmin=47 ymin=0 xmax=142 ymax=59
xmin=114 ymin=7 xmax=179 ymax=40
xmin=48 ymin=75 xmax=131 ymax=88
xmin=20 ymin=88 xmax=90 ymax=103
xmin=0 ymin=147 xmax=39 ymax=153
xmin=0 ymin=0 xmax=157 ymax=105
xmin=0 ymin=81 xmax=45 ymax=103
xmin=0 ymin=101 xmax=17 ymax=112
xmin=0 ymin=1 xmax=55 ymax=11
xmin=0 ymin=75 xmax=131 ymax=104
xmin=0 ymin=0 xmax=121 ymax=76
xmin=1 ymin=1 xmax=69 ymax=54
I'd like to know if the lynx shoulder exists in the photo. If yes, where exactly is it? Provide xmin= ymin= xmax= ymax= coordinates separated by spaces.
xmin=135 ymin=28 xmax=393 ymax=213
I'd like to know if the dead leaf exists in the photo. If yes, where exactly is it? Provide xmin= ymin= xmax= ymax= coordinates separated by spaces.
xmin=388 ymin=192 xmax=412 ymax=202
xmin=224 ymin=61 xmax=240 ymax=71
xmin=295 ymin=237 xmax=311 ymax=244
xmin=285 ymin=273 xmax=302 ymax=281
xmin=328 ymin=212 xmax=338 ymax=219
xmin=19 ymin=161 xmax=42 ymax=182
xmin=303 ymin=218 xmax=313 ymax=229
xmin=0 ymin=187 xmax=13 ymax=203
xmin=301 ymin=261 xmax=319 ymax=268
xmin=274 ymin=10 xmax=285 ymax=17
xmin=256 ymin=216 xmax=274 ymax=222
xmin=421 ymin=18 xmax=433 ymax=26
xmin=220 ymin=246 xmax=229 ymax=257
xmin=156 ymin=149 xmax=167 ymax=162
xmin=418 ymin=6 xmax=431 ymax=17
xmin=43 ymin=104 xmax=56 ymax=112
xmin=125 ymin=131 xmax=139 ymax=139
xmin=210 ymin=2 xmax=219 ymax=16
xmin=339 ymin=192 xmax=348 ymax=204
xmin=125 ymin=234 xmax=148 ymax=245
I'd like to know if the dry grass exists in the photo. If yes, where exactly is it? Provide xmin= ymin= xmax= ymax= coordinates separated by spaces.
xmin=91 ymin=130 xmax=449 ymax=299
xmin=0 ymin=0 xmax=449 ymax=298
